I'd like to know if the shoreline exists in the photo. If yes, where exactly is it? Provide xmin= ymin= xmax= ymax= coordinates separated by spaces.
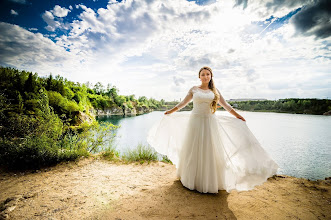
xmin=1 ymin=157 xmax=330 ymax=219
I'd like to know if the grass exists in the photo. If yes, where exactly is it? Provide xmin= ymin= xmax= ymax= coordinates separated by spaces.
xmin=161 ymin=155 xmax=173 ymax=164
xmin=98 ymin=145 xmax=121 ymax=162
xmin=122 ymin=144 xmax=158 ymax=164
xmin=95 ymin=144 xmax=174 ymax=165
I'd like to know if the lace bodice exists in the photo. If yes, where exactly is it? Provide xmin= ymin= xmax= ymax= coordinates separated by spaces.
xmin=175 ymin=86 xmax=234 ymax=114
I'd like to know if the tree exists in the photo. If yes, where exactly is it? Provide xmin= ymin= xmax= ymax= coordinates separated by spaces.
xmin=94 ymin=82 xmax=105 ymax=95
xmin=127 ymin=95 xmax=135 ymax=101
xmin=115 ymin=95 xmax=126 ymax=106
xmin=24 ymin=72 xmax=36 ymax=93
xmin=108 ymin=86 xmax=118 ymax=99
xmin=138 ymin=96 xmax=147 ymax=103
xmin=46 ymin=74 xmax=53 ymax=91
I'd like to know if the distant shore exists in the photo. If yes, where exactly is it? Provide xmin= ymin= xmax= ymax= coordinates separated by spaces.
xmin=0 ymin=157 xmax=330 ymax=219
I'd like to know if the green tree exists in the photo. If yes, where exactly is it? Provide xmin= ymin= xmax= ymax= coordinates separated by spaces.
xmin=94 ymin=82 xmax=105 ymax=95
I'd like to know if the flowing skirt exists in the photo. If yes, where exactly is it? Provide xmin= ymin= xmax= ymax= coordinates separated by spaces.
xmin=147 ymin=111 xmax=279 ymax=193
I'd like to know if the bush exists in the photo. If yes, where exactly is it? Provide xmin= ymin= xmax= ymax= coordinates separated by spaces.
xmin=99 ymin=145 xmax=120 ymax=162
xmin=0 ymin=120 xmax=117 ymax=170
xmin=122 ymin=144 xmax=158 ymax=164
xmin=0 ymin=92 xmax=118 ymax=170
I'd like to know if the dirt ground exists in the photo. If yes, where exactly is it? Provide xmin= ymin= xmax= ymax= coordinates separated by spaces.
xmin=0 ymin=157 xmax=330 ymax=220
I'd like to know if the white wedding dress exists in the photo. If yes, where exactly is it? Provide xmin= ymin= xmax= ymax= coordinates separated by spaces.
xmin=147 ymin=86 xmax=279 ymax=193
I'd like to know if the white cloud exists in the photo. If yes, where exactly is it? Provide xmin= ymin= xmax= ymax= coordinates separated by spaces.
xmin=0 ymin=22 xmax=84 ymax=80
xmin=42 ymin=5 xmax=71 ymax=32
xmin=52 ymin=5 xmax=70 ymax=18
xmin=28 ymin=27 xmax=38 ymax=31
xmin=10 ymin=9 xmax=18 ymax=16
xmin=173 ymin=76 xmax=185 ymax=86
xmin=42 ymin=10 xmax=60 ymax=31
xmin=1 ymin=0 xmax=330 ymax=100
xmin=8 ymin=0 xmax=26 ymax=4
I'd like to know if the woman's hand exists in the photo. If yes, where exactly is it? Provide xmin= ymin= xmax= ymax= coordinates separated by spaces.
xmin=229 ymin=109 xmax=246 ymax=121
xmin=236 ymin=115 xmax=246 ymax=121
xmin=164 ymin=106 xmax=178 ymax=115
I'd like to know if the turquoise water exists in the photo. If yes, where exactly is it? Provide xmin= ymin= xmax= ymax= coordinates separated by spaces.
xmin=96 ymin=111 xmax=331 ymax=180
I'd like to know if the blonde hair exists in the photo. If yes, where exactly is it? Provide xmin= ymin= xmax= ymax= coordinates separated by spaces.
xmin=199 ymin=66 xmax=220 ymax=114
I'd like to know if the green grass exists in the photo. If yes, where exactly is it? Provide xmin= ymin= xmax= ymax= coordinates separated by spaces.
xmin=98 ymin=144 xmax=174 ymax=165
xmin=161 ymin=155 xmax=173 ymax=164
xmin=122 ymin=144 xmax=158 ymax=164
xmin=99 ymin=145 xmax=120 ymax=162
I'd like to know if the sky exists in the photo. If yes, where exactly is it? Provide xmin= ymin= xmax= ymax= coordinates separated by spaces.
xmin=0 ymin=0 xmax=330 ymax=101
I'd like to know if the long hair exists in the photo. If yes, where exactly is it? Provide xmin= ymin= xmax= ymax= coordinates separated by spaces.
xmin=199 ymin=66 xmax=220 ymax=114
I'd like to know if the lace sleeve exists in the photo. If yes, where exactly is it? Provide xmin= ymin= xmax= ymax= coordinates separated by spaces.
xmin=216 ymin=88 xmax=233 ymax=112
xmin=175 ymin=87 xmax=194 ymax=110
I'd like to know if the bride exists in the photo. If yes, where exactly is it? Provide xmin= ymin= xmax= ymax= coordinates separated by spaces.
xmin=147 ymin=66 xmax=279 ymax=193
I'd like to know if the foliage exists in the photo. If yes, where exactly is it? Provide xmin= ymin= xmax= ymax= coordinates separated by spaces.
xmin=0 ymin=67 xmax=123 ymax=170
xmin=63 ymin=121 xmax=119 ymax=154
xmin=228 ymin=99 xmax=331 ymax=115
xmin=122 ymin=144 xmax=158 ymax=164
xmin=99 ymin=145 xmax=120 ymax=162
xmin=0 ymin=67 xmax=165 ymax=122
xmin=161 ymin=155 xmax=173 ymax=164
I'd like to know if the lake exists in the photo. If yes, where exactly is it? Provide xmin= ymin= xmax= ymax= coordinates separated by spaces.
xmin=97 ymin=111 xmax=331 ymax=180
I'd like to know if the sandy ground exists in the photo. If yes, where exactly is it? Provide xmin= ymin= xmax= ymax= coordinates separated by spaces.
xmin=0 ymin=157 xmax=330 ymax=220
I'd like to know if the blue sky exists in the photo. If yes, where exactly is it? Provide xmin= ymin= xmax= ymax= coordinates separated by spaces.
xmin=0 ymin=0 xmax=330 ymax=101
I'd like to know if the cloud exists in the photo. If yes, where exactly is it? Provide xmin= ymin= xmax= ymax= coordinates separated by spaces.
xmin=233 ymin=0 xmax=311 ymax=19
xmin=28 ymin=27 xmax=38 ymax=31
xmin=0 ymin=22 xmax=81 ymax=78
xmin=1 ymin=0 xmax=330 ymax=100
xmin=52 ymin=5 xmax=70 ymax=18
xmin=234 ymin=0 xmax=331 ymax=39
xmin=10 ymin=9 xmax=18 ymax=15
xmin=42 ymin=10 xmax=60 ymax=31
xmin=234 ymin=0 xmax=248 ymax=9
xmin=8 ymin=0 xmax=26 ymax=4
xmin=227 ymin=48 xmax=235 ymax=53
xmin=290 ymin=0 xmax=331 ymax=39
xmin=173 ymin=76 xmax=185 ymax=86
xmin=42 ymin=5 xmax=71 ymax=31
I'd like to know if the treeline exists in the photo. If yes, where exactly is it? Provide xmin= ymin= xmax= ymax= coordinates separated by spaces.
xmin=228 ymin=99 xmax=331 ymax=115
xmin=0 ymin=66 xmax=164 ymax=170
xmin=0 ymin=67 xmax=164 ymax=124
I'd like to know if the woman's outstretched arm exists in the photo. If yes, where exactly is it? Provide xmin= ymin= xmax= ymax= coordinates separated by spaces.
xmin=165 ymin=87 xmax=194 ymax=115
xmin=217 ymin=89 xmax=246 ymax=121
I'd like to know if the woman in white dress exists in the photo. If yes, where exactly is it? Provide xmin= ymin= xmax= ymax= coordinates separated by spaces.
xmin=147 ymin=66 xmax=279 ymax=194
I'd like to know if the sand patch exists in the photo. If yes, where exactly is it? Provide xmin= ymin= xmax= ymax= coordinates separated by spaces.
xmin=0 ymin=158 xmax=330 ymax=219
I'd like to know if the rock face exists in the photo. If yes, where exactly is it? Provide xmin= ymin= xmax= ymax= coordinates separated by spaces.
xmin=323 ymin=110 xmax=331 ymax=115
xmin=136 ymin=106 xmax=151 ymax=115
xmin=73 ymin=111 xmax=94 ymax=125
xmin=96 ymin=106 xmax=123 ymax=115
xmin=90 ymin=106 xmax=151 ymax=116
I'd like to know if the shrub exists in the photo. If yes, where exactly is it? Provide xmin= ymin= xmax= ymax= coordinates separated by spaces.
xmin=99 ymin=145 xmax=120 ymax=162
xmin=122 ymin=144 xmax=158 ymax=163
xmin=0 ymin=91 xmax=118 ymax=170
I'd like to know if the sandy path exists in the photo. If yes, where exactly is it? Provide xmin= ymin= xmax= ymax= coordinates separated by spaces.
xmin=0 ymin=157 xmax=330 ymax=220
